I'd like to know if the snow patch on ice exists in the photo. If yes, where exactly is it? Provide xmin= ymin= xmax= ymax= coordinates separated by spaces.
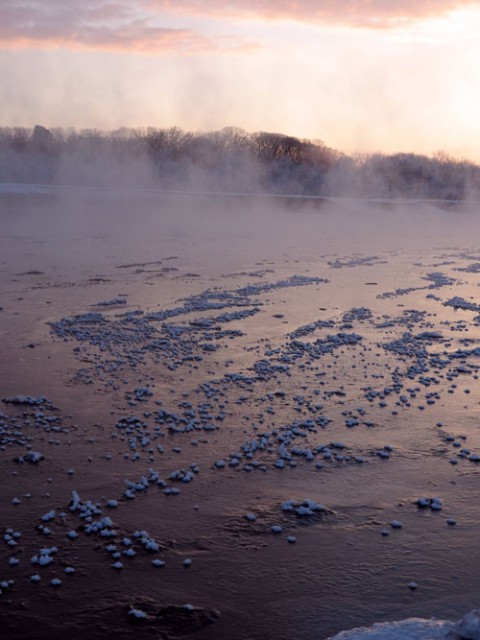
xmin=327 ymin=610 xmax=480 ymax=640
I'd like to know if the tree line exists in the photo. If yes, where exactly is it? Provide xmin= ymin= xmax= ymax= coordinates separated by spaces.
xmin=0 ymin=124 xmax=478 ymax=200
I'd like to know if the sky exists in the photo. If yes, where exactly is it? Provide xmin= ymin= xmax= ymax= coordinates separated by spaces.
xmin=1 ymin=0 xmax=480 ymax=161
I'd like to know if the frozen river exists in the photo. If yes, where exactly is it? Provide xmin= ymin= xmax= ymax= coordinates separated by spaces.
xmin=1 ymin=188 xmax=480 ymax=639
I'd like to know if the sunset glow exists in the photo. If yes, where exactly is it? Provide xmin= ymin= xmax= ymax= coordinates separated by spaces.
xmin=2 ymin=0 xmax=480 ymax=160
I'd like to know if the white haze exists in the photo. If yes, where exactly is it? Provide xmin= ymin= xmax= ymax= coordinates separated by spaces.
xmin=2 ymin=127 xmax=480 ymax=315
xmin=2 ymin=183 xmax=480 ymax=283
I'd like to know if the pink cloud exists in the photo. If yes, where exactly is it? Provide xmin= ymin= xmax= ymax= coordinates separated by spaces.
xmin=0 ymin=1 xmax=259 ymax=53
xmin=0 ymin=0 xmax=477 ymax=55
xmin=151 ymin=0 xmax=480 ymax=28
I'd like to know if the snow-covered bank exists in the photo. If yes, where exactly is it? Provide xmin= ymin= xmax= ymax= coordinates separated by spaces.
xmin=328 ymin=610 xmax=480 ymax=639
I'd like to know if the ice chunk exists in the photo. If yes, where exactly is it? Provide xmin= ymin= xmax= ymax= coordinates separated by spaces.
xmin=152 ymin=559 xmax=165 ymax=568
xmin=453 ymin=610 xmax=480 ymax=639
xmin=128 ymin=608 xmax=147 ymax=620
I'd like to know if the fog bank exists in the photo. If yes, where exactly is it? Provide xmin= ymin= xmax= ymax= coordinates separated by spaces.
xmin=1 ymin=125 xmax=479 ymax=202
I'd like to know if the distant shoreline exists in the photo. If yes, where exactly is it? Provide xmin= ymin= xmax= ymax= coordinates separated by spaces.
xmin=0 ymin=126 xmax=478 ymax=202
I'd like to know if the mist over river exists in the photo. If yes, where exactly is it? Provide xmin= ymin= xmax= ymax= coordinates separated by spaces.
xmin=2 ymin=188 xmax=480 ymax=639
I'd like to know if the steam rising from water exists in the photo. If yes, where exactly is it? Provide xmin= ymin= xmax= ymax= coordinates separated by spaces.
xmin=2 ymin=128 xmax=480 ymax=640
xmin=1 ymin=126 xmax=479 ymax=202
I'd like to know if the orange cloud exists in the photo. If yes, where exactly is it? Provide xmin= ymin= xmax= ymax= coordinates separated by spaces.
xmin=0 ymin=1 xmax=259 ymax=54
xmin=1 ymin=0 xmax=477 ymax=55
xmin=152 ymin=0 xmax=480 ymax=28
xmin=2 ymin=28 xmax=244 ymax=56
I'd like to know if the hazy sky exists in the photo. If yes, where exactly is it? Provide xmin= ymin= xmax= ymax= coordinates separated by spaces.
xmin=2 ymin=1 xmax=480 ymax=160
